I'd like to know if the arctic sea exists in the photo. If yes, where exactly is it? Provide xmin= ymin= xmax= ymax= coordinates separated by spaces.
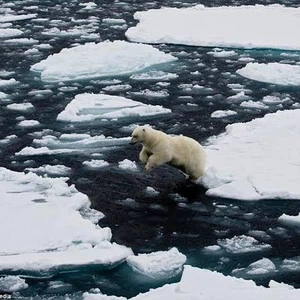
xmin=1 ymin=0 xmax=300 ymax=299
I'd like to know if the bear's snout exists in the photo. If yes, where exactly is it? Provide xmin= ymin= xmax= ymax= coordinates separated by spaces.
xmin=129 ymin=138 xmax=138 ymax=145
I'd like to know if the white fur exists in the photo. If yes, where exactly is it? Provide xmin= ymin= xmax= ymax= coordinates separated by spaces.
xmin=130 ymin=126 xmax=206 ymax=181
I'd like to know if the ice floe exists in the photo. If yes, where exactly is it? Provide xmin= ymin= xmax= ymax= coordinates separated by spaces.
xmin=84 ymin=265 xmax=300 ymax=300
xmin=57 ymin=93 xmax=171 ymax=122
xmin=126 ymin=248 xmax=186 ymax=280
xmin=201 ymin=110 xmax=300 ymax=200
xmin=0 ymin=167 xmax=132 ymax=274
xmin=16 ymin=133 xmax=130 ymax=156
xmin=31 ymin=40 xmax=177 ymax=82
xmin=237 ymin=63 xmax=300 ymax=86
xmin=126 ymin=5 xmax=300 ymax=50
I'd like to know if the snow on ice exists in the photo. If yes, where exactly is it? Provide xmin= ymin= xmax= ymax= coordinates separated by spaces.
xmin=0 ymin=167 xmax=132 ymax=274
xmin=201 ymin=110 xmax=300 ymax=200
xmin=31 ymin=40 xmax=177 ymax=82
xmin=237 ymin=62 xmax=300 ymax=86
xmin=57 ymin=93 xmax=171 ymax=122
xmin=126 ymin=5 xmax=300 ymax=50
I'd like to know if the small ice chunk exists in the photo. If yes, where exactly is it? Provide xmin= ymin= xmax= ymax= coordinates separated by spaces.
xmin=127 ymin=247 xmax=186 ymax=279
xmin=0 ymin=276 xmax=28 ymax=292
xmin=102 ymin=84 xmax=132 ymax=92
xmin=240 ymin=100 xmax=268 ymax=110
xmin=18 ymin=120 xmax=40 ymax=127
xmin=0 ymin=28 xmax=23 ymax=38
xmin=0 ymin=78 xmax=19 ymax=87
xmin=7 ymin=102 xmax=34 ymax=111
xmin=118 ymin=159 xmax=138 ymax=171
xmin=130 ymin=71 xmax=178 ymax=81
xmin=232 ymin=258 xmax=276 ymax=276
xmin=83 ymin=160 xmax=109 ymax=168
xmin=211 ymin=110 xmax=237 ymax=118
xmin=203 ymin=245 xmax=222 ymax=252
xmin=208 ymin=49 xmax=237 ymax=58
xmin=25 ymin=165 xmax=71 ymax=176
xmin=227 ymin=91 xmax=251 ymax=102
xmin=145 ymin=186 xmax=160 ymax=196
xmin=217 ymin=235 xmax=272 ymax=254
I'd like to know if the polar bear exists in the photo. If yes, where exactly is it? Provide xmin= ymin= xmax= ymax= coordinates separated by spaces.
xmin=130 ymin=126 xmax=206 ymax=181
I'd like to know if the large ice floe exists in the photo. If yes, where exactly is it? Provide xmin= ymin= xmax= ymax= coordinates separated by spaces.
xmin=201 ymin=110 xmax=300 ymax=200
xmin=0 ymin=167 xmax=132 ymax=275
xmin=237 ymin=63 xmax=300 ymax=86
xmin=126 ymin=5 xmax=300 ymax=50
xmin=57 ymin=93 xmax=171 ymax=122
xmin=31 ymin=40 xmax=177 ymax=82
xmin=83 ymin=265 xmax=300 ymax=299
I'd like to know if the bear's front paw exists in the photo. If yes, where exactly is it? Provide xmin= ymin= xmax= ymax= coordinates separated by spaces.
xmin=145 ymin=163 xmax=154 ymax=172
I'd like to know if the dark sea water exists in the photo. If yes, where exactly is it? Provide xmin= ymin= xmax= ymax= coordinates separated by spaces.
xmin=1 ymin=0 xmax=300 ymax=298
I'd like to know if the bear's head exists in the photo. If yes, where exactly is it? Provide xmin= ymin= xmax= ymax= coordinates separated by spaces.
xmin=129 ymin=126 xmax=149 ymax=145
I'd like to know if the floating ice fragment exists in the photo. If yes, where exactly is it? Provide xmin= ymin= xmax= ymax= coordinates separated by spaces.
xmin=211 ymin=110 xmax=237 ymax=118
xmin=25 ymin=165 xmax=71 ymax=176
xmin=18 ymin=120 xmax=40 ymax=127
xmin=83 ymin=160 xmax=109 ymax=168
xmin=31 ymin=40 xmax=177 ymax=82
xmin=0 ymin=14 xmax=36 ymax=23
xmin=0 ymin=78 xmax=19 ymax=87
xmin=217 ymin=235 xmax=272 ymax=254
xmin=237 ymin=63 xmax=300 ymax=86
xmin=130 ymin=70 xmax=178 ymax=81
xmin=0 ymin=276 xmax=28 ymax=292
xmin=232 ymin=258 xmax=276 ymax=276
xmin=240 ymin=100 xmax=268 ymax=110
xmin=57 ymin=93 xmax=171 ymax=122
xmin=118 ymin=159 xmax=138 ymax=171
xmin=127 ymin=247 xmax=186 ymax=279
xmin=7 ymin=102 xmax=34 ymax=111
xmin=126 ymin=5 xmax=300 ymax=51
xmin=0 ymin=28 xmax=23 ymax=38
